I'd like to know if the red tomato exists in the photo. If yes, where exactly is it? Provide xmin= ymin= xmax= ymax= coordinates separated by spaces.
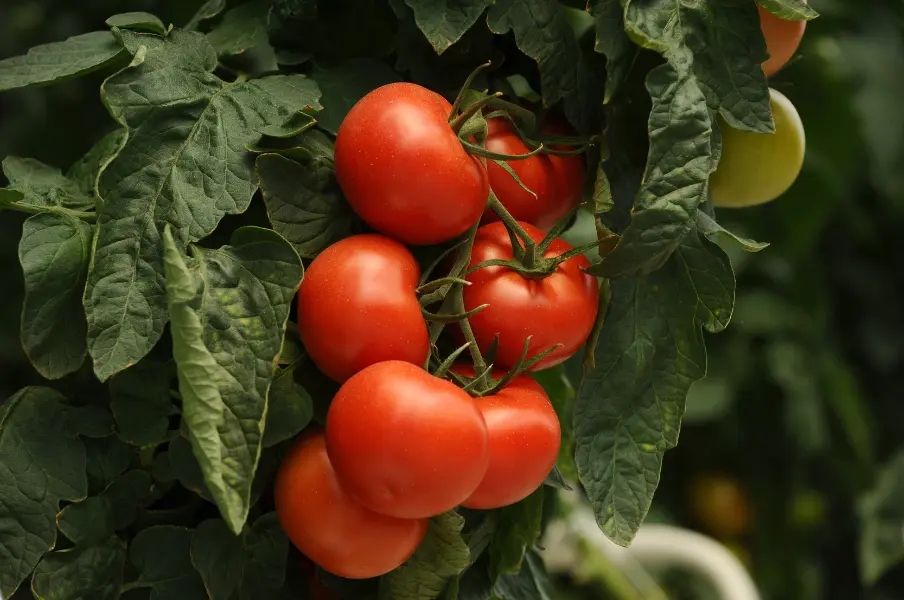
xmin=297 ymin=234 xmax=429 ymax=383
xmin=483 ymin=118 xmax=585 ymax=231
xmin=758 ymin=3 xmax=806 ymax=77
xmin=450 ymin=365 xmax=561 ymax=509
xmin=326 ymin=361 xmax=489 ymax=519
xmin=275 ymin=432 xmax=427 ymax=579
xmin=462 ymin=221 xmax=599 ymax=371
xmin=334 ymin=82 xmax=489 ymax=245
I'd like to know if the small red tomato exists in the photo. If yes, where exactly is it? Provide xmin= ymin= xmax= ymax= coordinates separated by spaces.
xmin=758 ymin=3 xmax=806 ymax=77
xmin=297 ymin=234 xmax=429 ymax=383
xmin=334 ymin=82 xmax=489 ymax=245
xmin=540 ymin=118 xmax=586 ymax=230
xmin=326 ymin=361 xmax=489 ymax=519
xmin=275 ymin=432 xmax=427 ymax=579
xmin=450 ymin=365 xmax=561 ymax=509
xmin=463 ymin=221 xmax=599 ymax=371
xmin=482 ymin=121 xmax=554 ymax=227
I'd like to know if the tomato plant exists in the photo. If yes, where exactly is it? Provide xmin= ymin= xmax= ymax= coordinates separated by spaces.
xmin=326 ymin=361 xmax=489 ymax=519
xmin=0 ymin=0 xmax=846 ymax=598
xmin=297 ymin=234 xmax=429 ymax=382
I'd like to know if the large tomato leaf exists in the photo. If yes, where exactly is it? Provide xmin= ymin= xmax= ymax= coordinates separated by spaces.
xmin=487 ymin=0 xmax=598 ymax=131
xmin=575 ymin=231 xmax=735 ymax=546
xmin=106 ymin=12 xmax=168 ymax=35
xmin=18 ymin=213 xmax=93 ymax=379
xmin=66 ymin=129 xmax=128 ymax=199
xmin=312 ymin=59 xmax=402 ymax=135
xmin=84 ymin=29 xmax=320 ymax=382
xmin=127 ymin=526 xmax=208 ymax=599
xmin=58 ymin=470 xmax=153 ymax=546
xmin=163 ymin=225 xmax=302 ymax=533
xmin=588 ymin=0 xmax=636 ymax=103
xmin=0 ymin=31 xmax=125 ymax=92
xmin=758 ymin=0 xmax=819 ymax=20
xmin=190 ymin=513 xmax=289 ymax=599
xmin=30 ymin=536 xmax=127 ymax=600
xmin=860 ymin=450 xmax=904 ymax=584
xmin=379 ymin=511 xmax=470 ymax=600
xmin=263 ymin=363 xmax=313 ymax=448
xmin=206 ymin=0 xmax=272 ymax=57
xmin=1 ymin=156 xmax=93 ymax=210
xmin=493 ymin=550 xmax=554 ymax=600
xmin=0 ymin=388 xmax=109 ymax=597
xmin=257 ymin=150 xmax=362 ymax=259
xmin=402 ymin=0 xmax=495 ymax=54
xmin=109 ymin=359 xmax=176 ymax=446
xmin=187 ymin=0 xmax=227 ymax=30
xmin=488 ymin=489 xmax=544 ymax=583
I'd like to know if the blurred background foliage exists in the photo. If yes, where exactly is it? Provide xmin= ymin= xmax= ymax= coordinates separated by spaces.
xmin=2 ymin=0 xmax=904 ymax=599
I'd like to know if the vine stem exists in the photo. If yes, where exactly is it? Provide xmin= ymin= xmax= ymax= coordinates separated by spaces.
xmin=0 ymin=200 xmax=96 ymax=222
xmin=486 ymin=192 xmax=538 ymax=268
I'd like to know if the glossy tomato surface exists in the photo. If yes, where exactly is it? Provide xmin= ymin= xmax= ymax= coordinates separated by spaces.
xmin=297 ymin=234 xmax=429 ymax=383
xmin=759 ymin=3 xmax=806 ymax=77
xmin=483 ymin=118 xmax=585 ymax=231
xmin=326 ymin=361 xmax=489 ymax=519
xmin=334 ymin=82 xmax=488 ymax=245
xmin=274 ymin=432 xmax=427 ymax=579
xmin=463 ymin=221 xmax=599 ymax=371
xmin=450 ymin=365 xmax=561 ymax=509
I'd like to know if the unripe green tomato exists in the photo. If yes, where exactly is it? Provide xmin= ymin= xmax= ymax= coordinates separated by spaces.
xmin=710 ymin=88 xmax=805 ymax=208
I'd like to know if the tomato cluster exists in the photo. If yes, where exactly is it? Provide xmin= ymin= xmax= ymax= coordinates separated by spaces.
xmin=275 ymin=81 xmax=598 ymax=579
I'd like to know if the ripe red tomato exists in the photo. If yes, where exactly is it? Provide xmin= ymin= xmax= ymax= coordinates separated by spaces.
xmin=483 ymin=118 xmax=585 ymax=231
xmin=297 ymin=234 xmax=429 ymax=383
xmin=450 ymin=365 xmax=561 ymax=509
xmin=462 ymin=221 xmax=599 ymax=371
xmin=334 ymin=82 xmax=489 ymax=245
xmin=274 ymin=432 xmax=427 ymax=579
xmin=326 ymin=361 xmax=489 ymax=519
xmin=758 ymin=3 xmax=806 ymax=77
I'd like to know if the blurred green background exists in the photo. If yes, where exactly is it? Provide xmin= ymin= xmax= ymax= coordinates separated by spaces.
xmin=2 ymin=0 xmax=904 ymax=599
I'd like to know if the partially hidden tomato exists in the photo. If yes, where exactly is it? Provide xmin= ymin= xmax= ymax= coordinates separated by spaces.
xmin=483 ymin=118 xmax=585 ymax=231
xmin=297 ymin=234 xmax=429 ymax=383
xmin=450 ymin=365 xmax=561 ymax=509
xmin=462 ymin=221 xmax=599 ymax=371
xmin=326 ymin=361 xmax=489 ymax=519
xmin=275 ymin=432 xmax=427 ymax=579
xmin=335 ymin=82 xmax=489 ymax=245
xmin=758 ymin=2 xmax=806 ymax=77
xmin=688 ymin=474 xmax=752 ymax=538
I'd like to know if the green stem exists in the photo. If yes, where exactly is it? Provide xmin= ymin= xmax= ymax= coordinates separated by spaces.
xmin=448 ymin=61 xmax=493 ymax=120
xmin=449 ymin=93 xmax=502 ymax=134
xmin=487 ymin=193 xmax=538 ymax=268
xmin=1 ymin=200 xmax=96 ymax=222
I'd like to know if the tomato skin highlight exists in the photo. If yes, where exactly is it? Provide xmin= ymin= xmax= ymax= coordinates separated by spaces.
xmin=274 ymin=432 xmax=427 ymax=579
xmin=326 ymin=361 xmax=490 ymax=519
xmin=758 ymin=3 xmax=806 ymax=77
xmin=297 ymin=234 xmax=429 ymax=383
xmin=462 ymin=221 xmax=599 ymax=371
xmin=483 ymin=118 xmax=585 ymax=231
xmin=450 ymin=365 xmax=561 ymax=509
xmin=334 ymin=82 xmax=489 ymax=245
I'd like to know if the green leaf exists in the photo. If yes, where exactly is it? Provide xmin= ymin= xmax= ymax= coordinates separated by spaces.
xmin=84 ymin=435 xmax=134 ymax=494
xmin=106 ymin=12 xmax=167 ymax=35
xmin=187 ymin=0 xmax=227 ymax=30
xmin=0 ymin=31 xmax=125 ymax=92
xmin=31 ymin=536 xmax=126 ymax=600
xmin=489 ymin=490 xmax=544 ymax=583
xmin=2 ymin=156 xmax=93 ymax=209
xmin=487 ymin=0 xmax=597 ymax=131
xmin=18 ymin=213 xmax=93 ymax=379
xmin=757 ymin=0 xmax=819 ymax=20
xmin=312 ymin=59 xmax=402 ymax=135
xmin=128 ymin=526 xmax=208 ymax=599
xmin=696 ymin=210 xmax=768 ymax=252
xmin=165 ymin=435 xmax=213 ymax=500
xmin=66 ymin=129 xmax=127 ymax=198
xmin=207 ymin=1 xmax=271 ymax=56
xmin=190 ymin=513 xmax=289 ymax=599
xmin=58 ymin=470 xmax=153 ymax=546
xmin=589 ymin=61 xmax=713 ymax=279
xmin=257 ymin=151 xmax=362 ymax=259
xmin=379 ymin=512 xmax=471 ymax=600
xmin=164 ymin=225 xmax=302 ymax=533
xmin=575 ymin=231 xmax=735 ymax=546
xmin=530 ymin=366 xmax=577 ymax=481
xmin=84 ymin=29 xmax=320 ymax=381
xmin=588 ymin=0 xmax=636 ymax=103
xmin=860 ymin=450 xmax=904 ymax=584
xmin=493 ymin=551 xmax=553 ymax=600
xmin=0 ymin=388 xmax=95 ymax=597
xmin=110 ymin=359 xmax=175 ymax=446
xmin=402 ymin=0 xmax=494 ymax=54
xmin=264 ymin=364 xmax=313 ymax=448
